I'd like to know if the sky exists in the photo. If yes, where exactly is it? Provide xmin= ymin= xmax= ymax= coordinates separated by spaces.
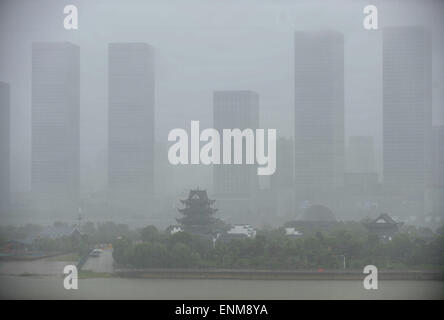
xmin=0 ymin=0 xmax=443 ymax=194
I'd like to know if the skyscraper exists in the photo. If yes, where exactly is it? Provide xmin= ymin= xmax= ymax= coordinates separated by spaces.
xmin=294 ymin=31 xmax=344 ymax=206
xmin=431 ymin=126 xmax=444 ymax=189
xmin=383 ymin=26 xmax=432 ymax=215
xmin=270 ymin=137 xmax=294 ymax=217
xmin=346 ymin=136 xmax=376 ymax=174
xmin=426 ymin=126 xmax=444 ymax=217
xmin=271 ymin=137 xmax=294 ymax=190
xmin=0 ymin=81 xmax=10 ymax=212
xmin=31 ymin=42 xmax=80 ymax=215
xmin=108 ymin=43 xmax=155 ymax=208
xmin=344 ymin=136 xmax=379 ymax=217
xmin=213 ymin=90 xmax=259 ymax=198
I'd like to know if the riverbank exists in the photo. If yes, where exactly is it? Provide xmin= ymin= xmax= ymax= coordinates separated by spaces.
xmin=0 ymin=251 xmax=71 ymax=262
xmin=114 ymin=268 xmax=444 ymax=281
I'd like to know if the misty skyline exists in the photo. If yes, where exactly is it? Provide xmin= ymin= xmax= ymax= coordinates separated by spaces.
xmin=0 ymin=0 xmax=443 ymax=199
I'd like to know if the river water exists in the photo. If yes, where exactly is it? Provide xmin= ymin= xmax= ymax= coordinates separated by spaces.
xmin=1 ymin=275 xmax=443 ymax=299
xmin=1 ymin=257 xmax=443 ymax=299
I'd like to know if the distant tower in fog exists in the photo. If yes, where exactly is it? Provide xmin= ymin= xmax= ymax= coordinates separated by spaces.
xmin=154 ymin=141 xmax=174 ymax=196
xmin=213 ymin=90 xmax=259 ymax=198
xmin=271 ymin=137 xmax=294 ymax=217
xmin=31 ymin=42 xmax=80 ymax=215
xmin=294 ymin=31 xmax=344 ymax=205
xmin=346 ymin=136 xmax=376 ymax=174
xmin=0 ymin=82 xmax=10 ymax=212
xmin=345 ymin=136 xmax=378 ymax=188
xmin=382 ymin=26 xmax=432 ymax=214
xmin=431 ymin=126 xmax=444 ymax=189
xmin=427 ymin=126 xmax=444 ymax=217
xmin=271 ymin=137 xmax=294 ymax=189
xmin=108 ymin=43 xmax=155 ymax=206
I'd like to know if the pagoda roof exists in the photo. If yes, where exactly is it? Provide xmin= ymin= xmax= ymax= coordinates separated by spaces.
xmin=181 ymin=188 xmax=214 ymax=202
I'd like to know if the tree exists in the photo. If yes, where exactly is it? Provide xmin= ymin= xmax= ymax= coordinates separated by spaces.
xmin=169 ymin=243 xmax=198 ymax=268
xmin=141 ymin=225 xmax=159 ymax=242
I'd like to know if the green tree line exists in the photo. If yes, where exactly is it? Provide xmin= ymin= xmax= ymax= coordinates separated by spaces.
xmin=112 ymin=225 xmax=444 ymax=270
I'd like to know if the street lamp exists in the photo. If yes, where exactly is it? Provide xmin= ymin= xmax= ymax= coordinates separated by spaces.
xmin=336 ymin=254 xmax=346 ymax=270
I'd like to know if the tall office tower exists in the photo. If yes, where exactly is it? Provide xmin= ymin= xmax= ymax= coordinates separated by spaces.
xmin=270 ymin=137 xmax=294 ymax=217
xmin=108 ymin=43 xmax=155 ymax=209
xmin=32 ymin=42 xmax=80 ymax=215
xmin=427 ymin=126 xmax=444 ymax=217
xmin=0 ymin=82 xmax=10 ymax=212
xmin=294 ymin=31 xmax=344 ymax=207
xmin=383 ymin=26 xmax=432 ymax=216
xmin=154 ymin=141 xmax=174 ymax=197
xmin=213 ymin=90 xmax=259 ymax=199
xmin=346 ymin=136 xmax=376 ymax=174
xmin=271 ymin=137 xmax=294 ymax=189
xmin=345 ymin=136 xmax=378 ymax=186
xmin=431 ymin=126 xmax=444 ymax=189
xmin=344 ymin=136 xmax=379 ymax=220
xmin=345 ymin=136 xmax=378 ymax=187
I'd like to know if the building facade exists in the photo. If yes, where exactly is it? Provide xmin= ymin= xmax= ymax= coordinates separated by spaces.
xmin=431 ymin=126 xmax=444 ymax=189
xmin=213 ymin=90 xmax=259 ymax=222
xmin=382 ymin=26 xmax=432 ymax=217
xmin=294 ymin=31 xmax=345 ymax=207
xmin=346 ymin=136 xmax=376 ymax=174
xmin=31 ymin=42 xmax=80 ymax=215
xmin=108 ymin=43 xmax=155 ymax=209
xmin=270 ymin=137 xmax=294 ymax=217
xmin=213 ymin=90 xmax=259 ymax=198
xmin=0 ymin=82 xmax=10 ymax=212
xmin=426 ymin=126 xmax=444 ymax=217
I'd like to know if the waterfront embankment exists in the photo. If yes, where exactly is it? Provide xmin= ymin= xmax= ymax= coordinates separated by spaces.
xmin=114 ymin=268 xmax=444 ymax=281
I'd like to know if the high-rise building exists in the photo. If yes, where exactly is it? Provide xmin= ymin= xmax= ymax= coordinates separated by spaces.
xmin=154 ymin=141 xmax=174 ymax=196
xmin=213 ymin=90 xmax=259 ymax=223
xmin=294 ymin=31 xmax=344 ymax=206
xmin=0 ymin=82 xmax=10 ymax=212
xmin=431 ymin=126 xmax=444 ymax=189
xmin=213 ymin=90 xmax=259 ymax=198
xmin=346 ymin=136 xmax=376 ymax=174
xmin=270 ymin=137 xmax=294 ymax=217
xmin=344 ymin=136 xmax=379 ymax=219
xmin=31 ymin=42 xmax=80 ymax=215
xmin=108 ymin=43 xmax=155 ymax=207
xmin=345 ymin=136 xmax=378 ymax=187
xmin=382 ymin=26 xmax=432 ymax=215
xmin=271 ymin=137 xmax=294 ymax=189
xmin=426 ymin=126 xmax=444 ymax=217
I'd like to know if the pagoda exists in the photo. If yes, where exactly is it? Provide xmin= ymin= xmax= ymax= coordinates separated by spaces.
xmin=175 ymin=188 xmax=229 ymax=237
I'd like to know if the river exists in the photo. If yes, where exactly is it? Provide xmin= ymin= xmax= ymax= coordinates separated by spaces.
xmin=1 ymin=275 xmax=443 ymax=299
xmin=1 ymin=254 xmax=443 ymax=299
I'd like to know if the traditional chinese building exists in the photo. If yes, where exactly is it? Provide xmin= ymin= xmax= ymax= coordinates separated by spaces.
xmin=285 ymin=204 xmax=339 ymax=236
xmin=176 ymin=188 xmax=226 ymax=235
xmin=364 ymin=213 xmax=403 ymax=241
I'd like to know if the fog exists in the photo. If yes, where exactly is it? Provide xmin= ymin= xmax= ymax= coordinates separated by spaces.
xmin=0 ymin=0 xmax=443 ymax=227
